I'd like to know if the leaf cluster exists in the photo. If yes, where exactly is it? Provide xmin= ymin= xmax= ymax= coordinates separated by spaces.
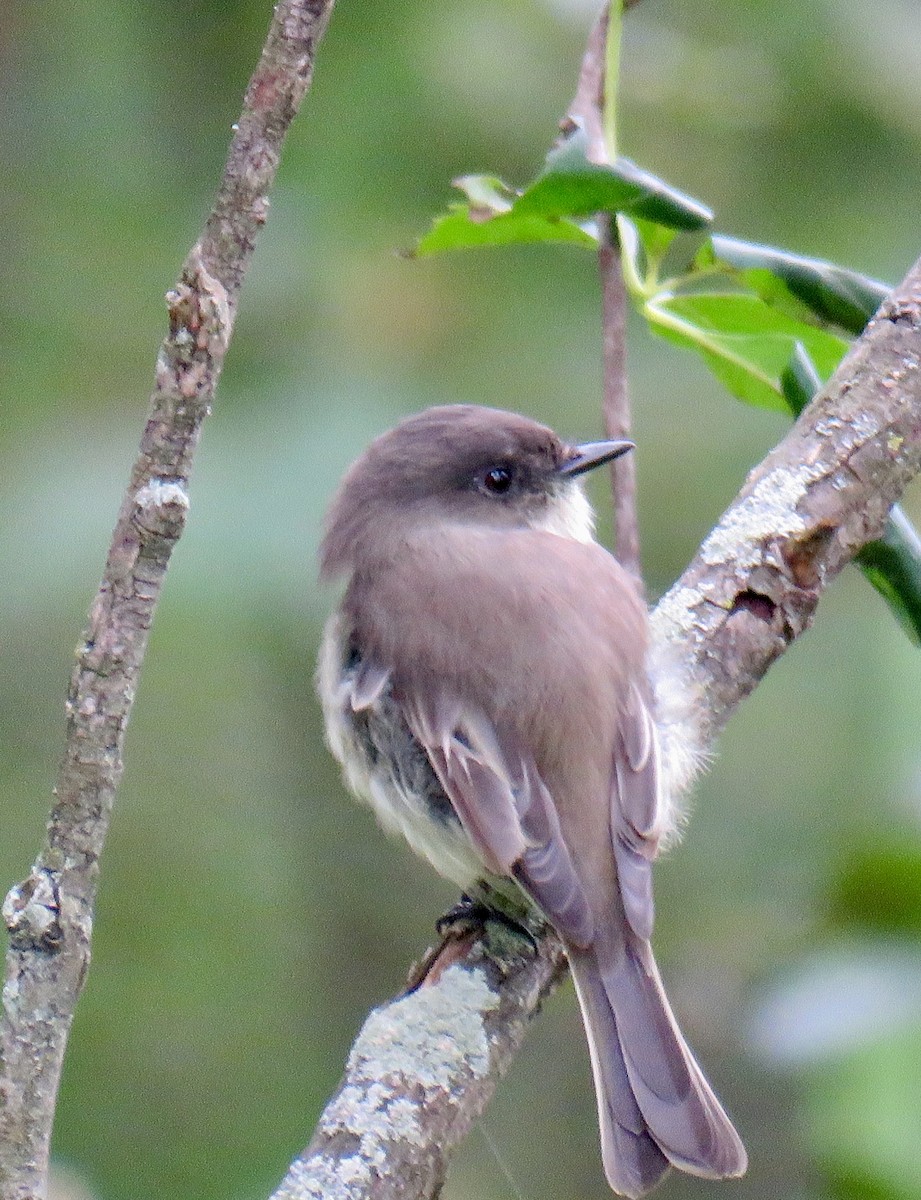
xmin=413 ymin=128 xmax=920 ymax=644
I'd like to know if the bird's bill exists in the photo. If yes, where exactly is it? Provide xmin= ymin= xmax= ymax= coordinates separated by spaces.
xmin=558 ymin=439 xmax=635 ymax=478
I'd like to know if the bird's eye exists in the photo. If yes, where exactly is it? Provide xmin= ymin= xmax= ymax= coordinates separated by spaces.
xmin=481 ymin=466 xmax=513 ymax=495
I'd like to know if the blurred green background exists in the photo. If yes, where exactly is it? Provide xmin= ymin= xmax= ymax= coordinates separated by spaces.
xmin=3 ymin=1 xmax=921 ymax=1198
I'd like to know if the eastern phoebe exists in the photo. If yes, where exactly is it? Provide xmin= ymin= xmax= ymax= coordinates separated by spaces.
xmin=317 ymin=405 xmax=746 ymax=1197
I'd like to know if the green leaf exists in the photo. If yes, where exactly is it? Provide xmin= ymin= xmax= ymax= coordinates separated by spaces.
xmin=412 ymin=130 xmax=711 ymax=257
xmin=781 ymin=340 xmax=824 ymax=415
xmin=781 ymin=344 xmax=921 ymax=646
xmin=413 ymin=205 xmax=597 ymax=256
xmin=411 ymin=173 xmax=596 ymax=256
xmin=711 ymin=235 xmax=890 ymax=335
xmin=515 ymin=127 xmax=712 ymax=230
xmin=644 ymin=290 xmax=849 ymax=410
xmin=617 ymin=215 xmax=681 ymax=295
xmin=856 ymin=509 xmax=921 ymax=646
xmin=630 ymin=216 xmax=679 ymax=267
xmin=452 ymin=174 xmax=517 ymax=212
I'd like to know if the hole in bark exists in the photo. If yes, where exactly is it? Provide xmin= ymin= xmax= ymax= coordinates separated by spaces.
xmin=731 ymin=590 xmax=776 ymax=622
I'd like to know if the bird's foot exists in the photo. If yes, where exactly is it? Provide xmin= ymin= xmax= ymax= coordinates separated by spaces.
xmin=436 ymin=893 xmax=538 ymax=953
xmin=406 ymin=892 xmax=538 ymax=992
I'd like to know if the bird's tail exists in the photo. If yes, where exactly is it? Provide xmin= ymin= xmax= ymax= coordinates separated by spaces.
xmin=568 ymin=938 xmax=747 ymax=1199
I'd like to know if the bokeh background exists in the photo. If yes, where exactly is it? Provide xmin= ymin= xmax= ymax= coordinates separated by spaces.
xmin=3 ymin=1 xmax=921 ymax=1197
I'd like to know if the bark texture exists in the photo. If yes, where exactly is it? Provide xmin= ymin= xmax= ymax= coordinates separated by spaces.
xmin=271 ymin=927 xmax=567 ymax=1200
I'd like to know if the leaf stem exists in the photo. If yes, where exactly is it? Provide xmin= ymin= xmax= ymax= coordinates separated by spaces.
xmin=602 ymin=2 xmax=623 ymax=161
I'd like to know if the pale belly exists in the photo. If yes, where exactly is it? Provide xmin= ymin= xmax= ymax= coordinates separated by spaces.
xmin=317 ymin=613 xmax=486 ymax=892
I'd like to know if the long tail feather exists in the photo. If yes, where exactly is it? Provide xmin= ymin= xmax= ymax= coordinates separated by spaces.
xmin=569 ymin=940 xmax=746 ymax=1197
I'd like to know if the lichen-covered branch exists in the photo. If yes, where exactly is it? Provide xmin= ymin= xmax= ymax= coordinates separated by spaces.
xmin=276 ymin=256 xmax=921 ymax=1200
xmin=271 ymin=927 xmax=567 ymax=1200
xmin=0 ymin=4 xmax=335 ymax=1197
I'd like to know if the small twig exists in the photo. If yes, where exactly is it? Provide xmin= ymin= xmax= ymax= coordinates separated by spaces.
xmin=567 ymin=3 xmax=643 ymax=580
xmin=0 ymin=4 xmax=335 ymax=1197
xmin=566 ymin=7 xmax=608 ymax=160
xmin=598 ymin=216 xmax=642 ymax=580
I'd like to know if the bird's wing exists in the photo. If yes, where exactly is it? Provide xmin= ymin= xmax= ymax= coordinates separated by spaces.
xmin=611 ymin=680 xmax=666 ymax=941
xmin=348 ymin=658 xmax=391 ymax=711
xmin=400 ymin=688 xmax=596 ymax=948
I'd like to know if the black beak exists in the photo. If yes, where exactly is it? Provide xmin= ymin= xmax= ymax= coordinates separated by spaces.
xmin=558 ymin=439 xmax=634 ymax=478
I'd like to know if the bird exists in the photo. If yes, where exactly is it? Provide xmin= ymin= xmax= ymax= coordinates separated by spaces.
xmin=316 ymin=404 xmax=747 ymax=1197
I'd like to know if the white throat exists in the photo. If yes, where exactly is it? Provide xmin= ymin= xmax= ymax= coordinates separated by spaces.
xmin=529 ymin=481 xmax=596 ymax=543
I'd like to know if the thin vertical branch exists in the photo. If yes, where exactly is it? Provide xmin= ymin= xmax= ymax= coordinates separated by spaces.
xmin=568 ymin=8 xmax=608 ymax=158
xmin=602 ymin=1 xmax=623 ymax=158
xmin=0 ymin=4 xmax=335 ymax=1197
xmin=598 ymin=216 xmax=641 ymax=579
xmin=567 ymin=2 xmax=642 ymax=580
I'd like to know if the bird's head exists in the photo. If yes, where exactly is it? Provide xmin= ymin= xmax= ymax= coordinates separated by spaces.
xmin=320 ymin=404 xmax=632 ymax=576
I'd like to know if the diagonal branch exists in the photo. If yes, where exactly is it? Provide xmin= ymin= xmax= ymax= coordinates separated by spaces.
xmin=271 ymin=926 xmax=569 ymax=1200
xmin=277 ymin=256 xmax=921 ymax=1200
xmin=0 ymin=4 xmax=335 ymax=1197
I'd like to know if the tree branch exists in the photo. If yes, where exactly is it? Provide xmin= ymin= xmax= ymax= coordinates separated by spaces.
xmin=0 ymin=4 xmax=335 ymax=1197
xmin=567 ymin=4 xmax=642 ymax=580
xmin=598 ymin=218 xmax=641 ymax=578
xmin=278 ymin=257 xmax=921 ymax=1199
xmin=271 ymin=926 xmax=568 ymax=1200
